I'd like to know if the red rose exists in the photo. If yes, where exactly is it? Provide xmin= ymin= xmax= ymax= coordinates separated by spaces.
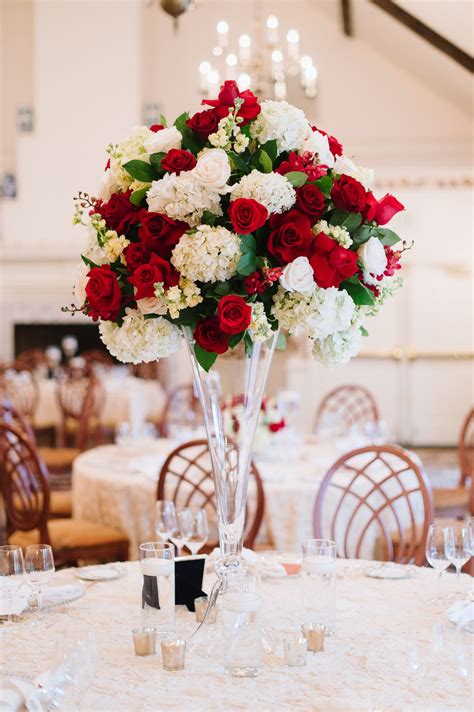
xmin=375 ymin=194 xmax=404 ymax=225
xmin=194 ymin=316 xmax=228 ymax=354
xmin=268 ymin=210 xmax=314 ymax=264
xmin=295 ymin=184 xmax=325 ymax=222
xmin=276 ymin=151 xmax=328 ymax=182
xmin=85 ymin=265 xmax=122 ymax=321
xmin=98 ymin=191 xmax=141 ymax=234
xmin=309 ymin=232 xmax=358 ymax=288
xmin=149 ymin=124 xmax=164 ymax=133
xmin=128 ymin=252 xmax=179 ymax=299
xmin=161 ymin=149 xmax=196 ymax=175
xmin=331 ymin=175 xmax=366 ymax=213
xmin=203 ymin=80 xmax=260 ymax=125
xmin=362 ymin=191 xmax=377 ymax=223
xmin=312 ymin=126 xmax=343 ymax=157
xmin=217 ymin=295 xmax=252 ymax=335
xmin=228 ymin=198 xmax=268 ymax=234
xmin=123 ymin=242 xmax=150 ymax=272
xmin=186 ymin=109 xmax=219 ymax=138
xmin=138 ymin=212 xmax=187 ymax=259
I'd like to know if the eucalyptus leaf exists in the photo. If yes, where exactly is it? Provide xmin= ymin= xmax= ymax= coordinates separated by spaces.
xmin=374 ymin=228 xmax=401 ymax=246
xmin=237 ymin=252 xmax=257 ymax=276
xmin=314 ymin=175 xmax=333 ymax=197
xmin=201 ymin=210 xmax=218 ymax=227
xmin=122 ymin=160 xmax=155 ymax=183
xmin=351 ymin=225 xmax=374 ymax=248
xmin=285 ymin=171 xmax=308 ymax=188
xmin=240 ymin=233 xmax=256 ymax=253
xmin=276 ymin=332 xmax=287 ymax=351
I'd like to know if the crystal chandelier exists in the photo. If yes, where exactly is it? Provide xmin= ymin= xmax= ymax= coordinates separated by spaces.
xmin=198 ymin=3 xmax=317 ymax=101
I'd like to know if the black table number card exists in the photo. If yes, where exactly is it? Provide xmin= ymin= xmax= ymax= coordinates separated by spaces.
xmin=174 ymin=555 xmax=207 ymax=611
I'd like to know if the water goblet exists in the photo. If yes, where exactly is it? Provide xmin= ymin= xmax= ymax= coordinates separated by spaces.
xmin=444 ymin=524 xmax=471 ymax=590
xmin=425 ymin=525 xmax=451 ymax=605
xmin=0 ymin=545 xmax=25 ymax=627
xmin=166 ymin=507 xmax=186 ymax=556
xmin=155 ymin=500 xmax=175 ymax=544
xmin=25 ymin=544 xmax=55 ymax=610
xmin=178 ymin=508 xmax=209 ymax=556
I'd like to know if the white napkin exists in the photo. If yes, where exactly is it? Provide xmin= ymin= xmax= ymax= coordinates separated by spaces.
xmin=258 ymin=557 xmax=287 ymax=578
xmin=0 ymin=677 xmax=36 ymax=712
xmin=445 ymin=600 xmax=474 ymax=627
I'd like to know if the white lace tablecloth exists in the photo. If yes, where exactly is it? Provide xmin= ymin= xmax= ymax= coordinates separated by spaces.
xmin=34 ymin=373 xmax=165 ymax=429
xmin=1 ymin=560 xmax=471 ymax=711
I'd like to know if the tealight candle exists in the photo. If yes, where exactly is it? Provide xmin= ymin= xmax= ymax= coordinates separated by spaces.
xmin=283 ymin=634 xmax=307 ymax=666
xmin=301 ymin=623 xmax=325 ymax=652
xmin=161 ymin=639 xmax=186 ymax=671
xmin=194 ymin=596 xmax=218 ymax=624
xmin=132 ymin=627 xmax=156 ymax=656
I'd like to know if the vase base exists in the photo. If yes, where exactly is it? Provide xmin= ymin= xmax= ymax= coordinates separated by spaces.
xmin=224 ymin=666 xmax=260 ymax=678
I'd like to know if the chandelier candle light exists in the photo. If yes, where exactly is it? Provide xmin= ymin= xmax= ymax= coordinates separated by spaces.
xmin=67 ymin=79 xmax=407 ymax=658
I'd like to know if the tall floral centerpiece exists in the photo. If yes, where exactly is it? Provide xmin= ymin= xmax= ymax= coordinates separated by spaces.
xmin=69 ymin=80 xmax=406 ymax=580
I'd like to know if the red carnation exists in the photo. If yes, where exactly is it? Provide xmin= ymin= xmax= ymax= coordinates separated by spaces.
xmin=295 ymin=183 xmax=325 ymax=223
xmin=309 ymin=232 xmax=358 ymax=288
xmin=194 ymin=316 xmax=228 ymax=354
xmin=203 ymin=80 xmax=260 ymax=125
xmin=161 ymin=149 xmax=196 ymax=175
xmin=375 ymin=194 xmax=404 ymax=225
xmin=331 ymin=175 xmax=366 ymax=214
xmin=186 ymin=109 xmax=219 ymax=138
xmin=312 ymin=126 xmax=343 ymax=157
xmin=85 ymin=265 xmax=122 ymax=321
xmin=267 ymin=210 xmax=314 ymax=265
xmin=128 ymin=252 xmax=179 ymax=299
xmin=123 ymin=242 xmax=150 ymax=272
xmin=138 ymin=212 xmax=187 ymax=259
xmin=217 ymin=294 xmax=252 ymax=335
xmin=98 ymin=190 xmax=141 ymax=234
xmin=228 ymin=198 xmax=268 ymax=234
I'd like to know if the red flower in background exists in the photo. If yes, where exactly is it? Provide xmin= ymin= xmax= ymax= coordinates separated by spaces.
xmin=98 ymin=191 xmax=141 ymax=234
xmin=149 ymin=124 xmax=164 ymax=133
xmin=128 ymin=253 xmax=179 ymax=299
xmin=194 ymin=316 xmax=228 ymax=354
xmin=203 ymin=80 xmax=260 ymax=125
xmin=161 ymin=149 xmax=196 ymax=175
xmin=375 ymin=194 xmax=404 ymax=225
xmin=123 ymin=242 xmax=150 ymax=272
xmin=309 ymin=232 xmax=358 ymax=288
xmin=138 ymin=212 xmax=187 ymax=259
xmin=269 ymin=419 xmax=286 ymax=433
xmin=229 ymin=198 xmax=268 ymax=234
xmin=217 ymin=295 xmax=252 ymax=335
xmin=186 ymin=109 xmax=219 ymax=138
xmin=85 ymin=265 xmax=122 ymax=321
xmin=276 ymin=152 xmax=328 ymax=182
xmin=331 ymin=175 xmax=366 ymax=214
xmin=295 ymin=183 xmax=325 ymax=222
xmin=312 ymin=126 xmax=343 ymax=157
xmin=268 ymin=210 xmax=314 ymax=264
xmin=362 ymin=191 xmax=378 ymax=223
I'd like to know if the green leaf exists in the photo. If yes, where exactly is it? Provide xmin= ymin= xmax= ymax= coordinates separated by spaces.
xmin=330 ymin=209 xmax=362 ymax=232
xmin=260 ymin=139 xmax=278 ymax=163
xmin=159 ymin=114 xmax=167 ymax=127
xmin=285 ymin=171 xmax=308 ymax=188
xmin=340 ymin=277 xmax=376 ymax=306
xmin=122 ymin=160 xmax=156 ymax=183
xmin=228 ymin=331 xmax=245 ymax=349
xmin=360 ymin=326 xmax=369 ymax=337
xmin=174 ymin=112 xmax=202 ymax=155
xmin=149 ymin=152 xmax=166 ymax=172
xmin=374 ymin=228 xmax=401 ymax=246
xmin=228 ymin=151 xmax=250 ymax=174
xmin=237 ymin=252 xmax=257 ymax=276
xmin=213 ymin=281 xmax=232 ymax=296
xmin=239 ymin=233 xmax=256 ymax=253
xmin=130 ymin=188 xmax=148 ymax=207
xmin=314 ymin=175 xmax=333 ymax=197
xmin=351 ymin=225 xmax=373 ymax=248
xmin=259 ymin=149 xmax=273 ymax=173
xmin=244 ymin=332 xmax=254 ymax=357
xmin=81 ymin=255 xmax=99 ymax=270
xmin=276 ymin=332 xmax=287 ymax=351
xmin=201 ymin=210 xmax=218 ymax=227
xmin=194 ymin=343 xmax=218 ymax=372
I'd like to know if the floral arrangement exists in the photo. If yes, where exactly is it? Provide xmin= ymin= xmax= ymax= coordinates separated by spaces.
xmin=70 ymin=80 xmax=407 ymax=370
xmin=223 ymin=395 xmax=286 ymax=438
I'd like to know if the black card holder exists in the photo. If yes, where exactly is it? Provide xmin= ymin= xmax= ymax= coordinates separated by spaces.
xmin=174 ymin=555 xmax=206 ymax=611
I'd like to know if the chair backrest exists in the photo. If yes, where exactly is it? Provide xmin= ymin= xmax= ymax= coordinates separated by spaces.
xmin=0 ymin=420 xmax=50 ymax=542
xmin=0 ymin=361 xmax=39 ymax=422
xmin=57 ymin=375 xmax=104 ymax=449
xmin=458 ymin=407 xmax=474 ymax=487
xmin=81 ymin=349 xmax=114 ymax=371
xmin=314 ymin=384 xmax=379 ymax=436
xmin=160 ymin=384 xmax=203 ymax=437
xmin=16 ymin=349 xmax=47 ymax=371
xmin=156 ymin=439 xmax=265 ymax=550
xmin=0 ymin=398 xmax=37 ymax=444
xmin=313 ymin=444 xmax=434 ymax=566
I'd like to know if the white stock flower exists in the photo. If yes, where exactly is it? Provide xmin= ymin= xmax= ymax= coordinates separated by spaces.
xmin=98 ymin=168 xmax=121 ymax=202
xmin=358 ymin=237 xmax=387 ymax=280
xmin=250 ymin=100 xmax=309 ymax=154
xmin=299 ymin=129 xmax=334 ymax=168
xmin=231 ymin=170 xmax=295 ymax=214
xmin=333 ymin=155 xmax=374 ymax=189
xmin=83 ymin=225 xmax=107 ymax=265
xmin=312 ymin=323 xmax=362 ymax=367
xmin=99 ymin=309 xmax=181 ymax=364
xmin=103 ymin=234 xmax=130 ymax=263
xmin=115 ymin=126 xmax=152 ymax=163
xmin=73 ymin=263 xmax=89 ymax=306
xmin=248 ymin=302 xmax=273 ymax=343
xmin=146 ymin=172 xmax=222 ymax=227
xmin=280 ymin=257 xmax=315 ymax=294
xmin=314 ymin=220 xmax=352 ymax=249
xmin=144 ymin=126 xmax=182 ymax=155
xmin=272 ymin=285 xmax=355 ymax=341
xmin=192 ymin=149 xmax=231 ymax=193
xmin=171 ymin=225 xmax=241 ymax=283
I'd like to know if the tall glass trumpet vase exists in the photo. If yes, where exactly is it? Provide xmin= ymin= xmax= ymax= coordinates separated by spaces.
xmin=182 ymin=327 xmax=278 ymax=656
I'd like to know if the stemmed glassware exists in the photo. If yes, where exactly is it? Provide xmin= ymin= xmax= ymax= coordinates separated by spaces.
xmin=0 ymin=545 xmax=25 ymax=627
xmin=425 ymin=525 xmax=451 ymax=605
xmin=444 ymin=524 xmax=471 ymax=587
xmin=24 ymin=544 xmax=55 ymax=610
xmin=178 ymin=508 xmax=209 ymax=555
xmin=166 ymin=506 xmax=186 ymax=557
xmin=155 ymin=500 xmax=176 ymax=543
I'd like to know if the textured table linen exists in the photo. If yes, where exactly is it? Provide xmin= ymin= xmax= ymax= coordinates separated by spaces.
xmin=1 ymin=560 xmax=471 ymax=711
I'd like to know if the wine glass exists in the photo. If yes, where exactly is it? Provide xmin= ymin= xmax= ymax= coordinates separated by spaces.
xmin=0 ymin=545 xmax=25 ymax=626
xmin=425 ymin=525 xmax=451 ymax=605
xmin=179 ymin=508 xmax=209 ymax=556
xmin=444 ymin=525 xmax=471 ymax=587
xmin=166 ymin=507 xmax=185 ymax=556
xmin=155 ymin=500 xmax=175 ymax=543
xmin=25 ymin=544 xmax=55 ymax=610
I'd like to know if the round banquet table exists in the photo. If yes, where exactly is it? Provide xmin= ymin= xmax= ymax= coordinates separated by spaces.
xmin=1 ymin=560 xmax=471 ymax=711
xmin=72 ymin=435 xmax=371 ymax=558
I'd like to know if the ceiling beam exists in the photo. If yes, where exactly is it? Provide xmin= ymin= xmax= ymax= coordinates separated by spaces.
xmin=340 ymin=0 xmax=353 ymax=37
xmin=369 ymin=0 xmax=474 ymax=73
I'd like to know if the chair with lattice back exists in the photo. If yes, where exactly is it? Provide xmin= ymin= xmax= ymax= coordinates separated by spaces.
xmin=160 ymin=384 xmax=203 ymax=437
xmin=0 ymin=361 xmax=40 ymax=424
xmin=156 ymin=439 xmax=265 ymax=551
xmin=313 ymin=444 xmax=434 ymax=565
xmin=313 ymin=384 xmax=379 ymax=436
xmin=433 ymin=407 xmax=474 ymax=517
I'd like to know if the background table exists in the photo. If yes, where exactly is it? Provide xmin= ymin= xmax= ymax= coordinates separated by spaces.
xmin=2 ymin=560 xmax=471 ymax=711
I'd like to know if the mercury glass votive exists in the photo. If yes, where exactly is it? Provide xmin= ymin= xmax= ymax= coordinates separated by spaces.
xmin=132 ymin=627 xmax=156 ymax=656
xmin=161 ymin=638 xmax=186 ymax=671
xmin=301 ymin=623 xmax=325 ymax=652
xmin=283 ymin=634 xmax=307 ymax=666
xmin=194 ymin=596 xmax=218 ymax=624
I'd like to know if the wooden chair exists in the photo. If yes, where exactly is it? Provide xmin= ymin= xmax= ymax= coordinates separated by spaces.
xmin=160 ymin=384 xmax=203 ymax=437
xmin=0 ymin=420 xmax=128 ymax=563
xmin=314 ymin=384 xmax=379 ymax=436
xmin=433 ymin=408 xmax=474 ymax=517
xmin=313 ymin=444 xmax=434 ymax=565
xmin=157 ymin=439 xmax=265 ymax=551
xmin=81 ymin=349 xmax=114 ymax=372
xmin=16 ymin=349 xmax=48 ymax=372
xmin=0 ymin=361 xmax=39 ymax=424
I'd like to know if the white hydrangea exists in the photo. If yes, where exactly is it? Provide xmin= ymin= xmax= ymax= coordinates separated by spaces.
xmin=250 ymin=100 xmax=309 ymax=154
xmin=112 ymin=125 xmax=153 ymax=164
xmin=99 ymin=309 xmax=181 ymax=364
xmin=314 ymin=220 xmax=352 ymax=249
xmin=272 ymin=285 xmax=355 ymax=341
xmin=146 ymin=172 xmax=222 ymax=227
xmin=248 ymin=303 xmax=273 ymax=343
xmin=230 ymin=170 xmax=295 ymax=215
xmin=105 ymin=125 xmax=170 ymax=194
xmin=171 ymin=225 xmax=242 ymax=283
xmin=312 ymin=323 xmax=362 ymax=367
xmin=333 ymin=155 xmax=374 ymax=190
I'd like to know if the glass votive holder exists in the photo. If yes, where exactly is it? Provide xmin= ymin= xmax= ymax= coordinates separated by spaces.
xmin=283 ymin=634 xmax=307 ymax=666
xmin=161 ymin=638 xmax=186 ymax=671
xmin=132 ymin=627 xmax=156 ymax=656
xmin=301 ymin=623 xmax=325 ymax=652
xmin=194 ymin=596 xmax=218 ymax=624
